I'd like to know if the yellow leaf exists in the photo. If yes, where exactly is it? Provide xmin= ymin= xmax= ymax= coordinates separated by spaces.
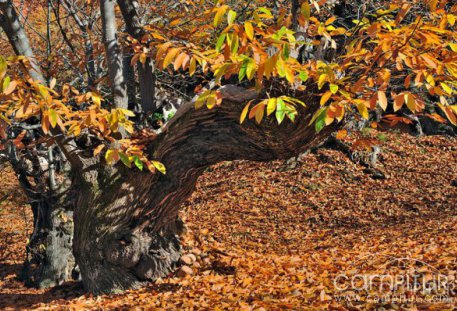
xmin=329 ymin=84 xmax=338 ymax=94
xmin=356 ymin=101 xmax=369 ymax=119
xmin=246 ymin=60 xmax=256 ymax=80
xmin=139 ymin=53 xmax=147 ymax=65
xmin=0 ymin=56 xmax=6 ymax=80
xmin=189 ymin=57 xmax=197 ymax=76
xmin=195 ymin=90 xmax=211 ymax=109
xmin=227 ymin=10 xmax=236 ymax=26
xmin=449 ymin=43 xmax=457 ymax=52
xmin=448 ymin=14 xmax=456 ymax=26
xmin=285 ymin=66 xmax=295 ymax=84
xmin=440 ymin=82 xmax=453 ymax=95
xmin=214 ymin=5 xmax=228 ymax=27
xmin=318 ymin=74 xmax=328 ymax=90
xmin=92 ymin=92 xmax=102 ymax=106
xmin=162 ymin=48 xmax=180 ymax=69
xmin=378 ymin=91 xmax=388 ymax=111
xmin=119 ymin=108 xmax=135 ymax=117
xmin=49 ymin=109 xmax=58 ymax=128
xmin=206 ymin=93 xmax=217 ymax=109
xmin=240 ymin=103 xmax=251 ymax=124
xmin=267 ymin=98 xmax=276 ymax=116
xmin=152 ymin=161 xmax=166 ymax=174
xmin=105 ymin=149 xmax=119 ymax=165
xmin=244 ymin=21 xmax=254 ymax=40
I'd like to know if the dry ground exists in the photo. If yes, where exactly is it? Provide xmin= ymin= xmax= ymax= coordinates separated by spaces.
xmin=0 ymin=130 xmax=456 ymax=310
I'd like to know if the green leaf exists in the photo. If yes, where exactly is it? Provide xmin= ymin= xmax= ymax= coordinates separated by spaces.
xmin=299 ymin=71 xmax=308 ymax=82
xmin=229 ymin=33 xmax=239 ymax=54
xmin=315 ymin=116 xmax=326 ymax=133
xmin=276 ymin=98 xmax=286 ymax=124
xmin=314 ymin=108 xmax=328 ymax=133
xmin=119 ymin=152 xmax=132 ymax=168
xmin=284 ymin=104 xmax=297 ymax=122
xmin=216 ymin=33 xmax=226 ymax=52
xmin=2 ymin=75 xmax=10 ymax=92
xmin=134 ymin=156 xmax=144 ymax=171
xmin=330 ymin=84 xmax=339 ymax=94
xmin=239 ymin=59 xmax=248 ymax=81
xmin=282 ymin=43 xmax=290 ymax=60
xmin=257 ymin=7 xmax=272 ymax=17
xmin=0 ymin=56 xmax=7 ymax=80
xmin=227 ymin=10 xmax=237 ymax=25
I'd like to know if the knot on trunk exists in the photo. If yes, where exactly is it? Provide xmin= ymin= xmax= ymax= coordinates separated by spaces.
xmin=104 ymin=233 xmax=147 ymax=268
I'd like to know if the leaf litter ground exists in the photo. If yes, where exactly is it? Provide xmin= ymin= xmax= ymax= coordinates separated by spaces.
xmin=0 ymin=131 xmax=456 ymax=310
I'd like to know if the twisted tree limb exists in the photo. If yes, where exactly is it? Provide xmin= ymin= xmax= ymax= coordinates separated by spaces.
xmin=73 ymin=85 xmax=336 ymax=294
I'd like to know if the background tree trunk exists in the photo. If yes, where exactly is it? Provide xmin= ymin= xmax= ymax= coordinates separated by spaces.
xmin=0 ymin=0 xmax=76 ymax=288
xmin=72 ymin=85 xmax=336 ymax=294
xmin=118 ymin=0 xmax=156 ymax=114
xmin=6 ymin=143 xmax=76 ymax=288
xmin=0 ymin=0 xmax=45 ymax=83
xmin=100 ymin=0 xmax=128 ymax=109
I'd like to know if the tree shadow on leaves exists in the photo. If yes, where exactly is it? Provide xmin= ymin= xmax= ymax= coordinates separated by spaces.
xmin=0 ymin=262 xmax=84 ymax=309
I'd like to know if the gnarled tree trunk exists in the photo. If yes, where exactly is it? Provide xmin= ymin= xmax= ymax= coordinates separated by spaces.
xmin=72 ymin=85 xmax=335 ymax=294
xmin=21 ymin=187 xmax=76 ymax=288
xmin=5 ymin=143 xmax=76 ymax=288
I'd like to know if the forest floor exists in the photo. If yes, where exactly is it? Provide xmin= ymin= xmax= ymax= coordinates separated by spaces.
xmin=0 ymin=130 xmax=456 ymax=310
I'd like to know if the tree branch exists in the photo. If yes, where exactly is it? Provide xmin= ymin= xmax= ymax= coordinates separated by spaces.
xmin=141 ymin=85 xmax=334 ymax=231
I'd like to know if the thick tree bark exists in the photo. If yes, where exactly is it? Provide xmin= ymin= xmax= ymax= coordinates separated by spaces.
xmin=72 ymin=85 xmax=335 ymax=294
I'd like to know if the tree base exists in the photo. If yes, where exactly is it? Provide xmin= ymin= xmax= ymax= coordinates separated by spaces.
xmin=76 ymin=217 xmax=183 ymax=294
xmin=20 ymin=206 xmax=75 ymax=289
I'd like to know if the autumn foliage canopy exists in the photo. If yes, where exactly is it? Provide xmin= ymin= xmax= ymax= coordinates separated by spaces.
xmin=1 ymin=0 xmax=456 ymax=170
